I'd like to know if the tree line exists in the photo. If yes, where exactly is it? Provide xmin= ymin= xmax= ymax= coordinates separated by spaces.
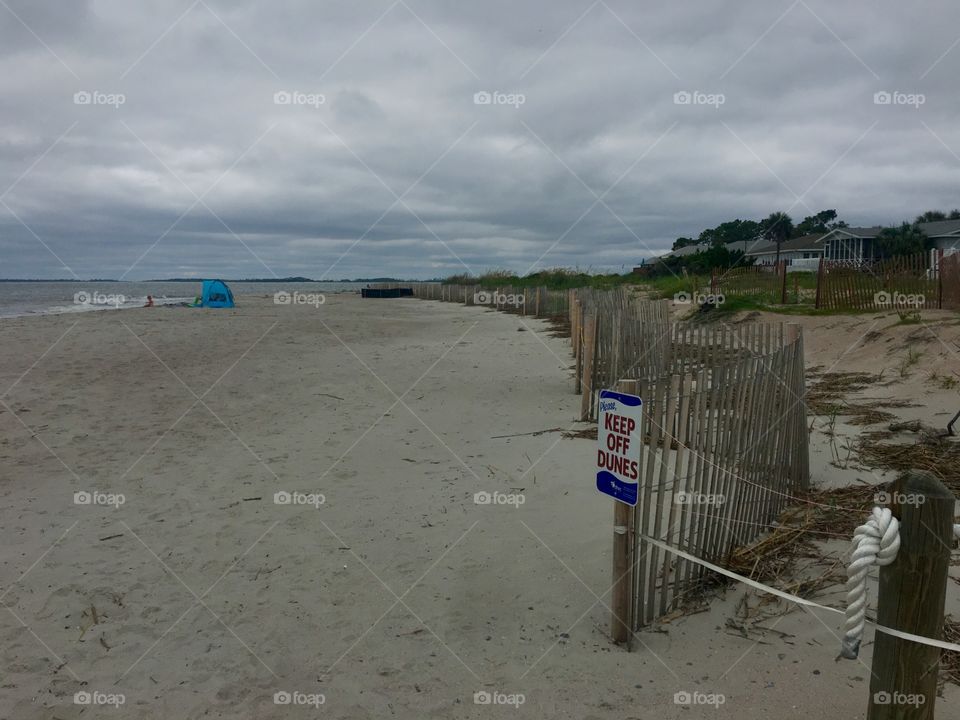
xmin=660 ymin=208 xmax=959 ymax=274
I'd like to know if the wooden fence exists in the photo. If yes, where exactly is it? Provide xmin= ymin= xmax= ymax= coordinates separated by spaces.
xmin=569 ymin=289 xmax=808 ymax=630
xmin=622 ymin=330 xmax=807 ymax=628
xmin=712 ymin=263 xmax=786 ymax=304
xmin=570 ymin=292 xmax=809 ymax=629
xmin=938 ymin=252 xmax=960 ymax=310
xmin=571 ymin=293 xmax=786 ymax=423
xmin=412 ymin=284 xmax=809 ymax=631
xmin=393 ymin=282 xmax=960 ymax=712
xmin=408 ymin=283 xmax=571 ymax=318
xmin=568 ymin=289 xmax=670 ymax=421
xmin=702 ymin=250 xmax=960 ymax=309
xmin=814 ymin=252 xmax=940 ymax=310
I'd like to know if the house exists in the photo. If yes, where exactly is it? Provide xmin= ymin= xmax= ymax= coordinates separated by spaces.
xmin=818 ymin=226 xmax=884 ymax=263
xmin=814 ymin=221 xmax=960 ymax=265
xmin=744 ymin=233 xmax=825 ymax=269
xmin=651 ymin=243 xmax=709 ymax=262
xmin=649 ymin=219 xmax=960 ymax=272
xmin=917 ymin=219 xmax=960 ymax=255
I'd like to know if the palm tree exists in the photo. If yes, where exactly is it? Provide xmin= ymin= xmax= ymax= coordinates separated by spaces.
xmin=761 ymin=212 xmax=794 ymax=266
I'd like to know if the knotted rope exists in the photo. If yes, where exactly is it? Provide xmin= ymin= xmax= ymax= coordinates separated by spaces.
xmin=841 ymin=507 xmax=901 ymax=659
xmin=841 ymin=507 xmax=960 ymax=660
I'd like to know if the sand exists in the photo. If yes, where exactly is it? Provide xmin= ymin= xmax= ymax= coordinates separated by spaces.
xmin=0 ymin=294 xmax=957 ymax=719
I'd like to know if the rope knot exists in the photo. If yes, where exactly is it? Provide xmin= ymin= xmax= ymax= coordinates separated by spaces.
xmin=840 ymin=507 xmax=900 ymax=660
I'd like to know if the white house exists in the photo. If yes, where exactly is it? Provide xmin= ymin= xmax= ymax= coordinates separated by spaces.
xmin=818 ymin=226 xmax=884 ymax=263
xmin=744 ymin=233 xmax=825 ymax=269
xmin=917 ymin=219 xmax=960 ymax=255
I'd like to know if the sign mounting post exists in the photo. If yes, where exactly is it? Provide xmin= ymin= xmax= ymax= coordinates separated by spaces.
xmin=595 ymin=386 xmax=643 ymax=646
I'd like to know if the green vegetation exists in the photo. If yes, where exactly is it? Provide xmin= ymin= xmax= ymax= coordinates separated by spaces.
xmin=915 ymin=209 xmax=960 ymax=222
xmin=628 ymin=273 xmax=707 ymax=300
xmin=439 ymin=268 xmax=869 ymax=317
xmin=442 ymin=268 xmax=632 ymax=290
xmin=876 ymin=222 xmax=931 ymax=256
xmin=759 ymin=210 xmax=793 ymax=264
xmin=438 ymin=203 xmax=958 ymax=313
xmin=651 ymin=244 xmax=747 ymax=278
xmin=795 ymin=209 xmax=845 ymax=235
xmin=656 ymin=208 xmax=847 ymax=279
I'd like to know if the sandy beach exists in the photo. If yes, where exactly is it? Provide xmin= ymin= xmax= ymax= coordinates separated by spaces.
xmin=1 ymin=294 xmax=958 ymax=719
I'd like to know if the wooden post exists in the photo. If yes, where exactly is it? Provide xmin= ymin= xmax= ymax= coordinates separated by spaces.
xmin=783 ymin=322 xmax=809 ymax=491
xmin=574 ymin=309 xmax=583 ymax=395
xmin=611 ymin=379 xmax=638 ymax=647
xmin=535 ymin=287 xmax=541 ymax=317
xmin=571 ymin=301 xmax=579 ymax=359
xmin=780 ymin=262 xmax=788 ymax=304
xmin=867 ymin=472 xmax=954 ymax=720
xmin=611 ymin=498 xmax=633 ymax=645
xmin=580 ymin=313 xmax=597 ymax=420
xmin=938 ymin=248 xmax=944 ymax=309
xmin=815 ymin=257 xmax=825 ymax=309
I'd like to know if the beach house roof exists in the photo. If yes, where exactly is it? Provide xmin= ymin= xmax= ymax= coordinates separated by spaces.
xmin=651 ymin=243 xmax=708 ymax=262
xmin=820 ymin=226 xmax=884 ymax=241
xmin=745 ymin=233 xmax=825 ymax=257
xmin=917 ymin=219 xmax=960 ymax=237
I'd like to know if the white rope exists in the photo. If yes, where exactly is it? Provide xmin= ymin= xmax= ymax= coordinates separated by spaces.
xmin=841 ymin=508 xmax=901 ymax=659
xmin=641 ymin=533 xmax=960 ymax=653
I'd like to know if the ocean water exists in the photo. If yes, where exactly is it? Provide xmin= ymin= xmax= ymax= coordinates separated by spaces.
xmin=0 ymin=281 xmax=361 ymax=318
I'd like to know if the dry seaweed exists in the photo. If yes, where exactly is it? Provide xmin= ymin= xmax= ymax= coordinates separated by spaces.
xmin=806 ymin=371 xmax=918 ymax=426
xmin=943 ymin=616 xmax=960 ymax=686
xmin=562 ymin=426 xmax=597 ymax=440
xmin=543 ymin=316 xmax=571 ymax=337
xmin=857 ymin=432 xmax=960 ymax=496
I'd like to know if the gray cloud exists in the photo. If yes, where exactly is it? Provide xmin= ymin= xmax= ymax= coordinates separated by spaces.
xmin=2 ymin=0 xmax=960 ymax=278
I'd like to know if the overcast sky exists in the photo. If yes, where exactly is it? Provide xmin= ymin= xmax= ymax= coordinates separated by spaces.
xmin=1 ymin=0 xmax=959 ymax=279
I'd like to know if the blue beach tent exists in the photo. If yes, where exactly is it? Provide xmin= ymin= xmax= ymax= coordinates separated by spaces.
xmin=199 ymin=279 xmax=235 ymax=308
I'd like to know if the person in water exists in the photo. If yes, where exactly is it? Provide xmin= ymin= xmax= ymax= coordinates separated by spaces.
xmin=144 ymin=295 xmax=154 ymax=307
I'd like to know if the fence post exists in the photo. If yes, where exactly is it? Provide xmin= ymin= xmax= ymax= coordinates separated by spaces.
xmin=779 ymin=262 xmax=788 ymax=304
xmin=867 ymin=472 xmax=954 ymax=720
xmin=815 ymin=257 xmax=825 ymax=309
xmin=783 ymin=322 xmax=809 ymax=490
xmin=938 ymin=248 xmax=944 ymax=309
xmin=611 ymin=379 xmax=638 ymax=647
xmin=611 ymin=481 xmax=634 ymax=645
xmin=580 ymin=313 xmax=597 ymax=420
xmin=573 ymin=300 xmax=581 ymax=359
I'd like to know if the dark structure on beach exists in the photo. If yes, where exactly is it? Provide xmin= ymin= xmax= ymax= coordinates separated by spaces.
xmin=361 ymin=287 xmax=413 ymax=298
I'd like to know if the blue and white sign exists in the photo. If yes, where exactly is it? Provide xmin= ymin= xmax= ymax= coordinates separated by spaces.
xmin=596 ymin=389 xmax=643 ymax=506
